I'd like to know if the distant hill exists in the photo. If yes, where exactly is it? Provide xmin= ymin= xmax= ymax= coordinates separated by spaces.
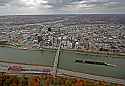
xmin=0 ymin=14 xmax=125 ymax=26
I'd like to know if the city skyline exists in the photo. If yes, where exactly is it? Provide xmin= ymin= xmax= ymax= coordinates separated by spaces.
xmin=0 ymin=0 xmax=125 ymax=15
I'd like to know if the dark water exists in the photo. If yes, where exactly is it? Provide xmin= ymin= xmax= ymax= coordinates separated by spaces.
xmin=0 ymin=47 xmax=125 ymax=79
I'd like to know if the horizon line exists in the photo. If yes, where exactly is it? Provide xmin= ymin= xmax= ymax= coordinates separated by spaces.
xmin=0 ymin=13 xmax=125 ymax=16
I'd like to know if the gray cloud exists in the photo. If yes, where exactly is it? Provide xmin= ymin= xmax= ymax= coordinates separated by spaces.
xmin=0 ymin=0 xmax=13 ymax=6
xmin=0 ymin=0 xmax=125 ymax=15
xmin=0 ymin=0 xmax=11 ymax=4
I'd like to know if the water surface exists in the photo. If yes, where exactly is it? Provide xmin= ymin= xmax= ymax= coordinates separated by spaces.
xmin=0 ymin=47 xmax=125 ymax=79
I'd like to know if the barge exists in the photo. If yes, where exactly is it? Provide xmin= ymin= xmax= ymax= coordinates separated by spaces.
xmin=75 ymin=60 xmax=116 ymax=67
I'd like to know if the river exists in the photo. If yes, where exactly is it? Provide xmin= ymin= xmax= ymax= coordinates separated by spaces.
xmin=0 ymin=47 xmax=125 ymax=79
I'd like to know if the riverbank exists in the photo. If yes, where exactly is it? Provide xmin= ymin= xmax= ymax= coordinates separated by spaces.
xmin=0 ymin=60 xmax=125 ymax=85
xmin=0 ymin=58 xmax=52 ymax=67
xmin=31 ymin=48 xmax=125 ymax=59
xmin=1 ymin=45 xmax=125 ymax=58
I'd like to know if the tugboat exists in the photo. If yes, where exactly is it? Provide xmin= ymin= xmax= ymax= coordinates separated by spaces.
xmin=75 ymin=59 xmax=83 ymax=63
xmin=75 ymin=60 xmax=116 ymax=67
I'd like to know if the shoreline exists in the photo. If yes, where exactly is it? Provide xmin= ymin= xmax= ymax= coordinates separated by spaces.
xmin=0 ymin=60 xmax=125 ymax=85
xmin=0 ymin=58 xmax=52 ymax=67
xmin=0 ymin=45 xmax=125 ymax=58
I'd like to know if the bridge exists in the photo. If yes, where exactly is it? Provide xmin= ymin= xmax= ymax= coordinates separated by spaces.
xmin=53 ymin=42 xmax=61 ymax=77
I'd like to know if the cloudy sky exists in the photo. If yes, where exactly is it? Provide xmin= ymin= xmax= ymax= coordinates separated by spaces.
xmin=0 ymin=0 xmax=125 ymax=15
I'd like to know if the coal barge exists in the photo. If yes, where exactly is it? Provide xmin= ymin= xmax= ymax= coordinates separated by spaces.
xmin=75 ymin=60 xmax=116 ymax=67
